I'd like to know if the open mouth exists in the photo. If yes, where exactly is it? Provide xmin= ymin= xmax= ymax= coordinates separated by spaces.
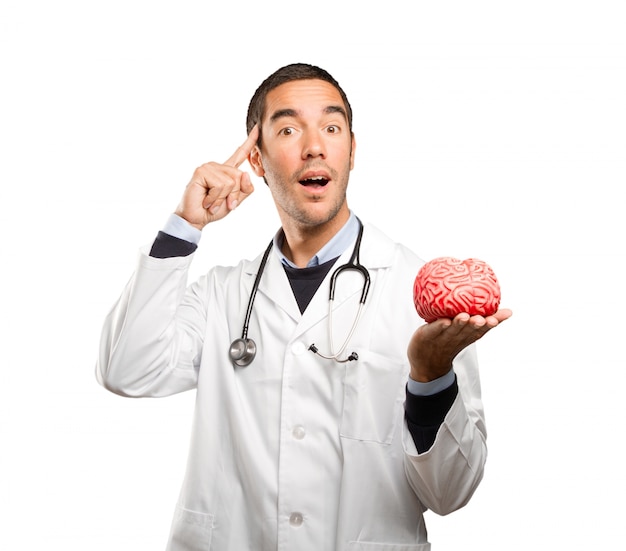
xmin=299 ymin=176 xmax=330 ymax=188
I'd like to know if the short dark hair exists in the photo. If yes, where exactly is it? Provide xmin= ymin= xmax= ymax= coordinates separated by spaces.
xmin=246 ymin=63 xmax=353 ymax=146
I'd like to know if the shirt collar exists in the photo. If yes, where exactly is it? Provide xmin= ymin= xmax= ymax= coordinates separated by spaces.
xmin=273 ymin=211 xmax=360 ymax=268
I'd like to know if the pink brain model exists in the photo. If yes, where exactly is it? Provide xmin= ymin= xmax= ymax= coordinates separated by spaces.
xmin=413 ymin=257 xmax=501 ymax=322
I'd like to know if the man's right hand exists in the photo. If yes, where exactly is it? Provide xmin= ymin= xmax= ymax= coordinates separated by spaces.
xmin=175 ymin=125 xmax=259 ymax=230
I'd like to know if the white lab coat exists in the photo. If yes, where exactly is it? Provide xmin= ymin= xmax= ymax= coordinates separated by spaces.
xmin=97 ymin=221 xmax=487 ymax=551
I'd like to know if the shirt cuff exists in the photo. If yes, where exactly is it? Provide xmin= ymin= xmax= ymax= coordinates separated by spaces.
xmin=407 ymin=368 xmax=455 ymax=396
xmin=162 ymin=213 xmax=202 ymax=245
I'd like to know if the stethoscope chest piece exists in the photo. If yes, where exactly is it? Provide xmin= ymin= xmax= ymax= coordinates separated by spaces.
xmin=230 ymin=338 xmax=257 ymax=367
xmin=229 ymin=240 xmax=273 ymax=368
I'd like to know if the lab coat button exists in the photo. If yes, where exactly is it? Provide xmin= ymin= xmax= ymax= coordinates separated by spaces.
xmin=291 ymin=341 xmax=306 ymax=355
xmin=292 ymin=425 xmax=306 ymax=440
xmin=289 ymin=512 xmax=304 ymax=527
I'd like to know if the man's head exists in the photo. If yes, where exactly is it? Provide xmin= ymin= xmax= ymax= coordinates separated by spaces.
xmin=246 ymin=63 xmax=353 ymax=147
xmin=246 ymin=64 xmax=356 ymax=234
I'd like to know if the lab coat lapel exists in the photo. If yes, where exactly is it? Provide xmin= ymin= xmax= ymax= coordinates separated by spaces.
xmin=294 ymin=246 xmax=359 ymax=338
xmin=251 ymin=223 xmax=395 ymax=339
xmin=254 ymin=251 xmax=301 ymax=323
xmin=295 ymin=225 xmax=393 ymax=340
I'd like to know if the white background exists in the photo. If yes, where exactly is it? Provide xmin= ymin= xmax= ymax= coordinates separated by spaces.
xmin=1 ymin=1 xmax=625 ymax=549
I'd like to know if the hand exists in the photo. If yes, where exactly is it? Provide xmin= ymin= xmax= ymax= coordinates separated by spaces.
xmin=174 ymin=125 xmax=259 ymax=230
xmin=407 ymin=309 xmax=513 ymax=382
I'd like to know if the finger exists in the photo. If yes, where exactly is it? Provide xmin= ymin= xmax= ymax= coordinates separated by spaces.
xmin=204 ymin=188 xmax=231 ymax=214
xmin=224 ymin=125 xmax=260 ymax=168
xmin=418 ymin=317 xmax=452 ymax=340
xmin=240 ymin=170 xmax=254 ymax=195
xmin=226 ymin=172 xmax=253 ymax=211
xmin=481 ymin=308 xmax=512 ymax=329
xmin=198 ymin=169 xmax=237 ymax=209
xmin=442 ymin=313 xmax=481 ymax=338
xmin=493 ymin=308 xmax=513 ymax=322
xmin=203 ymin=169 xmax=254 ymax=213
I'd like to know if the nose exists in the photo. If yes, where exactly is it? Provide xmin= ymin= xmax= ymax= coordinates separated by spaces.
xmin=301 ymin=130 xmax=326 ymax=159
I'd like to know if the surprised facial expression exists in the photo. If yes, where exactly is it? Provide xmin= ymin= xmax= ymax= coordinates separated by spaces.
xmin=249 ymin=79 xmax=356 ymax=230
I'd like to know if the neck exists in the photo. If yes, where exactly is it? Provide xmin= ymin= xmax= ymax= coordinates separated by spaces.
xmin=280 ymin=210 xmax=350 ymax=268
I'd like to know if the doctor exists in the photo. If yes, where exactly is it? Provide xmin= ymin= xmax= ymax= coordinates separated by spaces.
xmin=97 ymin=63 xmax=511 ymax=550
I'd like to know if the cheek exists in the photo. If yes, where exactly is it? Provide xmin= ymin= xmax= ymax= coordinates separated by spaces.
xmin=264 ymin=149 xmax=297 ymax=176
xmin=333 ymin=139 xmax=355 ymax=167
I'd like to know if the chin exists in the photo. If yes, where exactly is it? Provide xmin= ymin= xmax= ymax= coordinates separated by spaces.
xmin=298 ymin=203 xmax=347 ymax=228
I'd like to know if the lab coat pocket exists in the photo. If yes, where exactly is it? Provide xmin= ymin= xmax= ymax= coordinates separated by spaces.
xmin=166 ymin=506 xmax=214 ymax=551
xmin=340 ymin=350 xmax=405 ymax=444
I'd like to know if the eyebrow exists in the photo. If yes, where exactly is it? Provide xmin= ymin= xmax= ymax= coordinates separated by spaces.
xmin=269 ymin=105 xmax=348 ymax=123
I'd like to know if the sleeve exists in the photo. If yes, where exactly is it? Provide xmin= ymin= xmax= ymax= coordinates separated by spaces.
xmin=150 ymin=214 xmax=202 ymax=258
xmin=96 ymin=248 xmax=209 ymax=398
xmin=150 ymin=231 xmax=198 ymax=258
xmin=404 ymin=378 xmax=458 ymax=453
xmin=402 ymin=345 xmax=487 ymax=515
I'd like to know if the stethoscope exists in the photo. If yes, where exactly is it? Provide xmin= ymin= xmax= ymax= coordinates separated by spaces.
xmin=229 ymin=221 xmax=371 ymax=367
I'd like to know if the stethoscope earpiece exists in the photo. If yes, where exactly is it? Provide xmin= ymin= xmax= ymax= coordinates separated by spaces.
xmin=229 ymin=338 xmax=257 ymax=367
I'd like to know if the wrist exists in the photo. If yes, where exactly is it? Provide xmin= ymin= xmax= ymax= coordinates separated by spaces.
xmin=410 ymin=361 xmax=453 ymax=383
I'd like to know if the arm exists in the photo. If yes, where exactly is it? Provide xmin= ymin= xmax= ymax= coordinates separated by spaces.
xmin=96 ymin=249 xmax=205 ymax=397
xmin=96 ymin=128 xmax=259 ymax=396
xmin=403 ymin=309 xmax=512 ymax=515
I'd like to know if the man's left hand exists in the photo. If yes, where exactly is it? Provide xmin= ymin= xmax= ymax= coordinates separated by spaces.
xmin=408 ymin=309 xmax=513 ymax=382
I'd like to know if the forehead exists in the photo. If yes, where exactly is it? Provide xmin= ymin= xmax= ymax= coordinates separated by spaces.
xmin=263 ymin=79 xmax=347 ymax=123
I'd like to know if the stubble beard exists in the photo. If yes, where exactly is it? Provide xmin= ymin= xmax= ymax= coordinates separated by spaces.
xmin=268 ymin=162 xmax=351 ymax=230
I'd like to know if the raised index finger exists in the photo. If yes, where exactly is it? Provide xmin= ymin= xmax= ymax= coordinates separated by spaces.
xmin=224 ymin=124 xmax=259 ymax=168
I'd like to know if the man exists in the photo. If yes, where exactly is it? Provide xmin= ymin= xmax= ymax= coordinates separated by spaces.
xmin=97 ymin=63 xmax=511 ymax=550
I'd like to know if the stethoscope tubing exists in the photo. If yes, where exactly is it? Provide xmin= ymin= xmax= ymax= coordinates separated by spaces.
xmin=241 ymin=240 xmax=273 ymax=341
xmin=230 ymin=220 xmax=370 ymax=366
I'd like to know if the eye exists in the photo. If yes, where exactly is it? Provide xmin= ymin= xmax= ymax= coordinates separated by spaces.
xmin=279 ymin=127 xmax=294 ymax=136
xmin=326 ymin=125 xmax=340 ymax=134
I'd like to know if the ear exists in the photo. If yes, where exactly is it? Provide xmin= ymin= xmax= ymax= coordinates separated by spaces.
xmin=349 ymin=133 xmax=356 ymax=170
xmin=249 ymin=146 xmax=265 ymax=177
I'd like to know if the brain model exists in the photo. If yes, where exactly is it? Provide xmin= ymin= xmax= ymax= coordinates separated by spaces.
xmin=413 ymin=257 xmax=501 ymax=322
